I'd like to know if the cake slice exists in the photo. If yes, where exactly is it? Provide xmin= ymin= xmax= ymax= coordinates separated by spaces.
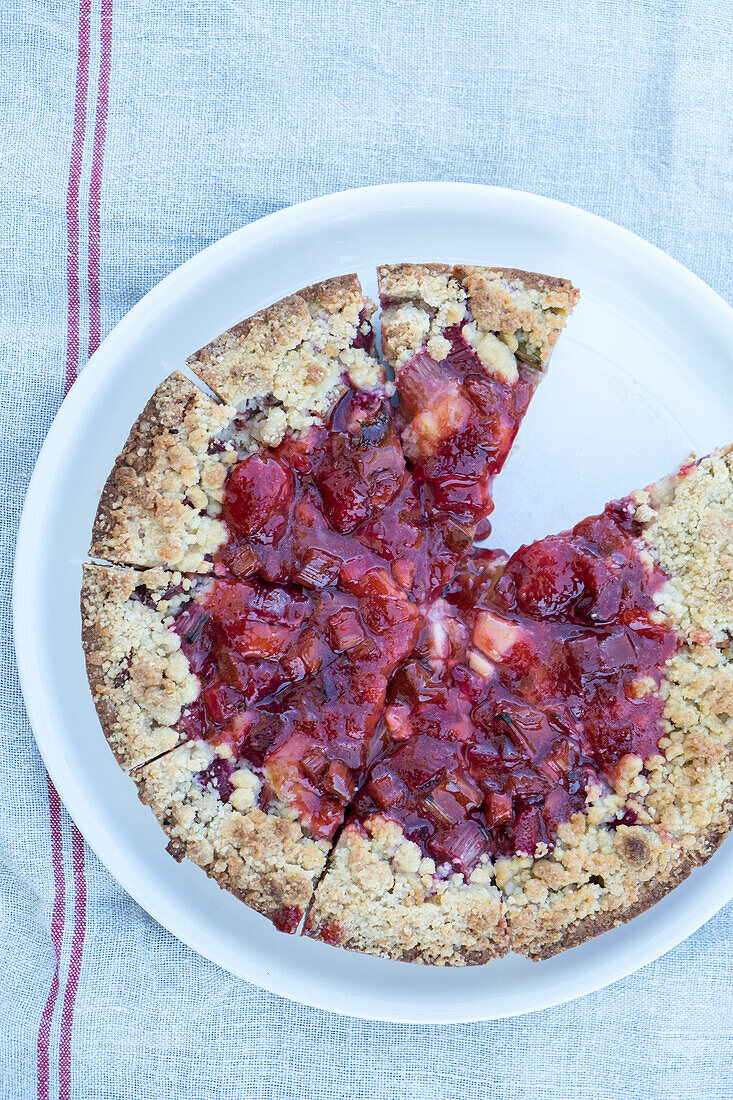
xmin=500 ymin=446 xmax=733 ymax=958
xmin=378 ymin=264 xmax=578 ymax=595
xmin=379 ymin=263 xmax=578 ymax=375
xmin=82 ymin=560 xmax=421 ymax=928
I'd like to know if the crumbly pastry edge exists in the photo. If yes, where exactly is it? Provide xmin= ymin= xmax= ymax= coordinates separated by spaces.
xmin=134 ymin=740 xmax=331 ymax=924
xmin=518 ymin=810 xmax=732 ymax=960
xmin=186 ymin=273 xmax=383 ymax=443
xmin=89 ymin=371 xmax=237 ymax=572
xmin=377 ymin=262 xmax=579 ymax=373
xmin=498 ymin=446 xmax=733 ymax=960
xmin=305 ymin=815 xmax=509 ymax=965
xmin=81 ymin=563 xmax=202 ymax=770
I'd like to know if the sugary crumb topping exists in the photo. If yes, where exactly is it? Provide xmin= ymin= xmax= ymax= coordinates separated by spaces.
xmin=135 ymin=741 xmax=329 ymax=920
xmin=635 ymin=445 xmax=733 ymax=644
xmin=305 ymin=816 xmax=507 ymax=965
xmin=81 ymin=564 xmax=198 ymax=768
xmin=187 ymin=276 xmax=382 ymax=448
xmin=378 ymin=263 xmax=578 ymax=371
xmin=90 ymin=372 xmax=236 ymax=572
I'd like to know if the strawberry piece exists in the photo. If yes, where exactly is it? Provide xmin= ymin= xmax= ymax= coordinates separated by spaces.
xmin=224 ymin=454 xmax=294 ymax=541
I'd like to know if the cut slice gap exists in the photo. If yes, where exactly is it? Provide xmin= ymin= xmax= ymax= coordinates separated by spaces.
xmin=176 ymin=359 xmax=229 ymax=406
xmin=296 ymin=809 xmax=352 ymax=936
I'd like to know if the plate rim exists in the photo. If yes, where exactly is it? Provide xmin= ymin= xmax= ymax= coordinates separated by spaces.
xmin=14 ymin=181 xmax=733 ymax=1023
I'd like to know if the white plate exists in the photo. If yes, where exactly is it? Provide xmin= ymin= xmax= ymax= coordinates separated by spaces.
xmin=14 ymin=183 xmax=733 ymax=1022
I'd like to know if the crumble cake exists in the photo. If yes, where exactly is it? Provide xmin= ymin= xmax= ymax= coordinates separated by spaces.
xmin=82 ymin=268 xmax=733 ymax=963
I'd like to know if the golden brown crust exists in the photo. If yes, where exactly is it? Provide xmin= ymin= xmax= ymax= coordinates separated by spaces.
xmin=377 ymin=263 xmax=453 ymax=297
xmin=90 ymin=372 xmax=236 ymax=572
xmin=378 ymin=262 xmax=578 ymax=371
xmin=135 ymin=741 xmax=330 ymax=924
xmin=634 ymin=452 xmax=733 ymax=867
xmin=520 ymin=851 xmax=693 ymax=960
xmin=81 ymin=563 xmax=198 ymax=770
xmin=513 ymin=811 xmax=731 ymax=960
xmin=306 ymin=817 xmax=508 ymax=965
xmin=634 ymin=445 xmax=733 ymax=646
xmin=498 ymin=793 xmax=679 ymax=959
xmin=186 ymin=275 xmax=383 ymax=447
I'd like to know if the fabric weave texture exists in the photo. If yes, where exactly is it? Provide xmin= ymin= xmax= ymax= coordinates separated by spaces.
xmin=2 ymin=1 xmax=732 ymax=1097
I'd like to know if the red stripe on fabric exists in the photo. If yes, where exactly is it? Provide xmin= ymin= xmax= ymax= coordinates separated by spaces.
xmin=36 ymin=780 xmax=66 ymax=1100
xmin=58 ymin=828 xmax=87 ymax=1100
xmin=88 ymin=0 xmax=114 ymax=357
xmin=38 ymin=2 xmax=94 ymax=1094
xmin=53 ymin=1 xmax=114 ymax=1091
xmin=64 ymin=0 xmax=93 ymax=396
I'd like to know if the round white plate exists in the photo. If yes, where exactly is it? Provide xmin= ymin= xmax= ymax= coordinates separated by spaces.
xmin=14 ymin=183 xmax=733 ymax=1022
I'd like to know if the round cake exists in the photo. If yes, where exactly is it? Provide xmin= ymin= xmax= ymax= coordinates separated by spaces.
xmin=81 ymin=266 xmax=733 ymax=964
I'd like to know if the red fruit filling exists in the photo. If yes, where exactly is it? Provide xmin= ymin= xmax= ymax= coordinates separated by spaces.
xmin=395 ymin=328 xmax=539 ymax=523
xmin=216 ymin=388 xmax=465 ymax=603
xmin=161 ymin=345 xmax=677 ymax=881
xmin=176 ymin=568 xmax=421 ymax=841
xmin=353 ymin=500 xmax=676 ymax=865
xmin=216 ymin=324 xmax=536 ymax=604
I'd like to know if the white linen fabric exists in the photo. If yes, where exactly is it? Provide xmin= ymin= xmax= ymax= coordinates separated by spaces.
xmin=2 ymin=1 xmax=732 ymax=1096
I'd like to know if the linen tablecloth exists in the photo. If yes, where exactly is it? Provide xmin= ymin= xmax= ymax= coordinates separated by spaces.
xmin=2 ymin=2 xmax=732 ymax=1096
